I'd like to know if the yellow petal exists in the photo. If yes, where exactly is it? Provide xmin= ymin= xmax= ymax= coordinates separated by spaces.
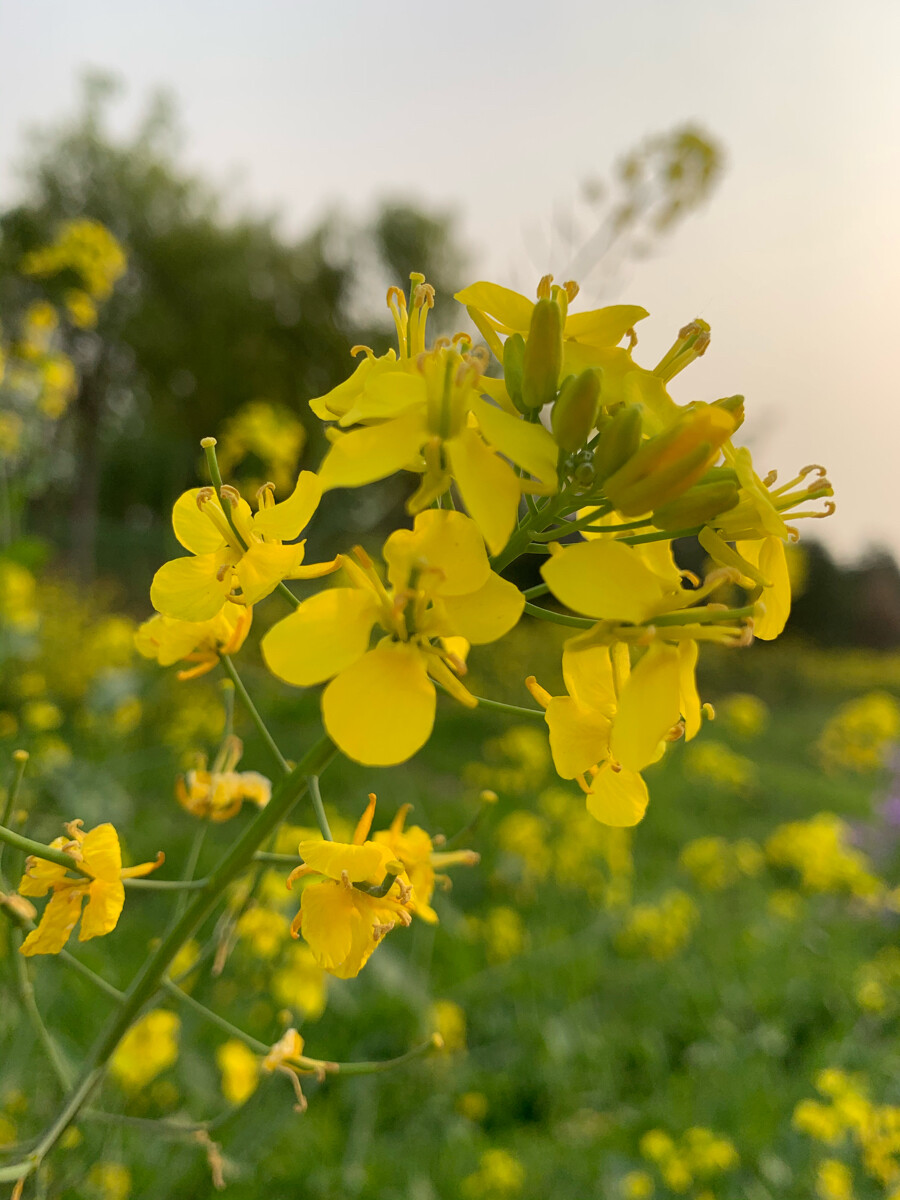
xmin=545 ymin=696 xmax=611 ymax=780
xmin=384 ymin=509 xmax=490 ymax=598
xmin=309 ymin=352 xmax=387 ymax=421
xmin=444 ymin=429 xmax=520 ymax=558
xmin=342 ymin=370 xmax=425 ymax=426
xmin=318 ymin=410 xmax=427 ymax=491
xmin=252 ymin=471 xmax=321 ymax=541
xmin=18 ymin=840 xmax=69 ymax=897
xmin=82 ymin=823 xmax=122 ymax=883
xmin=561 ymin=640 xmax=617 ymax=714
xmin=299 ymin=881 xmax=401 ymax=978
xmin=150 ymin=552 xmax=233 ymax=622
xmin=297 ymin=839 xmax=395 ymax=884
xmin=470 ymin=397 xmax=559 ymax=494
xmin=439 ymin=571 xmax=524 ymax=645
xmin=322 ymin=641 xmax=436 ymax=766
xmin=20 ymin=887 xmax=85 ymax=956
xmin=453 ymin=282 xmax=535 ymax=333
xmin=262 ymin=588 xmax=379 ymax=686
xmin=586 ymin=767 xmax=649 ymax=827
xmin=80 ymin=878 xmax=125 ymax=940
xmin=610 ymin=643 xmax=681 ymax=771
xmin=541 ymin=539 xmax=664 ymax=622
xmin=235 ymin=541 xmax=305 ymax=606
xmin=171 ymin=489 xmax=229 ymax=555
xmin=563 ymin=304 xmax=648 ymax=346
xmin=678 ymin=640 xmax=702 ymax=740
xmin=738 ymin=536 xmax=791 ymax=640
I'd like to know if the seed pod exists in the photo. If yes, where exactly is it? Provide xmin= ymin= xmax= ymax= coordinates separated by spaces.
xmin=521 ymin=298 xmax=563 ymax=409
xmin=552 ymin=369 xmax=602 ymax=452
xmin=594 ymin=404 xmax=643 ymax=485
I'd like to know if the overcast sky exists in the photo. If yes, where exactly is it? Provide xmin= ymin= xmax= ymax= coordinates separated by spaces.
xmin=2 ymin=0 xmax=897 ymax=562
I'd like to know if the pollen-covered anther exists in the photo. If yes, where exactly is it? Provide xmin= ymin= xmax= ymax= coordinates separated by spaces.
xmin=196 ymin=486 xmax=215 ymax=508
xmin=350 ymin=344 xmax=374 ymax=359
xmin=413 ymin=283 xmax=435 ymax=309
xmin=665 ymin=721 xmax=686 ymax=743
xmin=563 ymin=280 xmax=580 ymax=302
xmin=219 ymin=484 xmax=241 ymax=507
xmin=701 ymin=702 xmax=716 ymax=721
xmin=625 ymin=327 xmax=638 ymax=350
xmin=395 ymin=879 xmax=413 ymax=905
xmin=256 ymin=481 xmax=276 ymax=507
xmin=763 ymin=470 xmax=779 ymax=487
xmin=340 ymin=869 xmax=352 ymax=891
xmin=372 ymin=920 xmax=396 ymax=940
xmin=443 ymin=650 xmax=467 ymax=676
xmin=536 ymin=273 xmax=553 ymax=299
xmin=0 ymin=892 xmax=36 ymax=921
xmin=278 ymin=1066 xmax=308 ymax=1114
xmin=800 ymin=464 xmax=827 ymax=478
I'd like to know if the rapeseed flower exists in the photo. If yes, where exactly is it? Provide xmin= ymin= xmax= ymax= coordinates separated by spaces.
xmin=373 ymin=804 xmax=479 ymax=923
xmin=262 ymin=509 xmax=523 ymax=764
xmin=286 ymin=795 xmax=415 ymax=978
xmin=217 ymin=1039 xmax=260 ymax=1105
xmin=271 ymin=942 xmax=328 ymax=1020
xmin=18 ymin=821 xmax=162 ymax=956
xmin=135 ymin=602 xmax=252 ymax=680
xmin=151 ymin=472 xmax=339 ymax=622
xmin=109 ymin=1009 xmax=180 ymax=1093
xmin=176 ymin=736 xmax=271 ymax=822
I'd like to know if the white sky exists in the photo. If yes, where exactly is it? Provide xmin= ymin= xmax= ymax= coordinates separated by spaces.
xmin=1 ymin=0 xmax=898 ymax=562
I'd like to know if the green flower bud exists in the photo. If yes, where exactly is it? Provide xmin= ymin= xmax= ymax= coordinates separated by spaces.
xmin=503 ymin=333 xmax=526 ymax=413
xmin=521 ymin=298 xmax=563 ymax=410
xmin=551 ymin=369 xmax=601 ymax=452
xmin=594 ymin=404 xmax=643 ymax=485
xmin=651 ymin=479 xmax=740 ymax=530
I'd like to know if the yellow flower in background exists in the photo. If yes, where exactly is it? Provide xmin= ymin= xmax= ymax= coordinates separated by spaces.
xmin=110 ymin=1009 xmax=180 ymax=1093
xmin=617 ymin=890 xmax=698 ymax=961
xmin=684 ymin=740 xmax=756 ymax=792
xmin=816 ymin=1159 xmax=855 ymax=1200
xmin=468 ymin=905 xmax=527 ymax=964
xmin=216 ymin=399 xmax=307 ymax=495
xmin=621 ymin=1169 xmax=655 ymax=1198
xmin=18 ymin=821 xmax=163 ymax=956
xmin=461 ymin=1148 xmax=525 ymax=1200
xmin=765 ymin=813 xmax=882 ymax=897
xmin=151 ymin=472 xmax=339 ymax=622
xmin=87 ymin=1162 xmax=132 ymax=1200
xmin=272 ymin=942 xmax=328 ymax=1020
xmin=286 ymin=794 xmax=415 ymax=979
xmin=817 ymin=691 xmax=900 ymax=774
xmin=314 ymin=275 xmax=558 ymax=555
xmin=679 ymin=836 xmax=763 ymax=891
xmin=236 ymin=906 xmax=290 ymax=959
xmin=429 ymin=999 xmax=467 ymax=1052
xmin=262 ymin=509 xmax=523 ymax=765
xmin=718 ymin=692 xmax=769 ymax=739
xmin=217 ymin=1039 xmax=260 ymax=1106
xmin=22 ymin=218 xmax=126 ymax=301
xmin=176 ymin=736 xmax=271 ymax=822
xmin=135 ymin=602 xmax=252 ymax=680
xmin=373 ymin=804 xmax=479 ymax=923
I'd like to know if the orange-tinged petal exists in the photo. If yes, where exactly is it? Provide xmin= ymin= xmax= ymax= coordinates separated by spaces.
xmin=563 ymin=304 xmax=648 ymax=346
xmin=299 ymin=881 xmax=402 ymax=978
xmin=150 ymin=551 xmax=233 ymax=622
xmin=545 ymin=696 xmax=611 ymax=780
xmin=439 ymin=571 xmax=524 ymax=645
xmin=453 ymin=282 xmax=535 ymax=334
xmin=297 ymin=839 xmax=395 ymax=885
xmin=261 ymin=589 xmax=380 ymax=686
xmin=252 ymin=471 xmax=321 ymax=541
xmin=610 ymin=643 xmax=681 ymax=771
xmin=586 ymin=767 xmax=649 ymax=827
xmin=322 ymin=641 xmax=436 ymax=766
xmin=81 ymin=823 xmax=122 ymax=883
xmin=384 ymin=508 xmax=491 ymax=598
xmin=318 ymin=410 xmax=427 ymax=491
xmin=80 ymin=878 xmax=125 ymax=940
xmin=445 ymin=429 xmax=520 ymax=558
xmin=20 ymin=887 xmax=85 ymax=956
xmin=541 ymin=539 xmax=664 ymax=623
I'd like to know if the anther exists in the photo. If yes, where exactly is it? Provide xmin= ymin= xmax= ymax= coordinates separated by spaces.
xmin=563 ymin=280 xmax=580 ymax=302
xmin=350 ymin=344 xmax=375 ymax=359
xmin=196 ymin=486 xmax=215 ymax=509
xmin=536 ymin=274 xmax=553 ymax=299
xmin=219 ymin=484 xmax=241 ymax=506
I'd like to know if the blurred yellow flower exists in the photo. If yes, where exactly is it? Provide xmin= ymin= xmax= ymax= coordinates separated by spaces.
xmin=22 ymin=218 xmax=126 ymax=301
xmin=621 ymin=1169 xmax=655 ymax=1198
xmin=373 ymin=803 xmax=478 ymax=923
xmin=818 ymin=691 xmax=900 ymax=773
xmin=461 ymin=1148 xmax=525 ymax=1200
xmin=216 ymin=1039 xmax=259 ymax=1106
xmin=617 ymin=890 xmax=698 ymax=961
xmin=236 ymin=906 xmax=290 ymax=959
xmin=765 ymin=813 xmax=882 ymax=897
xmin=110 ymin=1010 xmax=180 ymax=1093
xmin=717 ymin=692 xmax=769 ymax=739
xmin=87 ymin=1162 xmax=132 ymax=1200
xmin=135 ymin=602 xmax=252 ymax=681
xmin=429 ymin=999 xmax=467 ymax=1053
xmin=816 ymin=1159 xmax=855 ymax=1200
xmin=176 ymin=737 xmax=271 ymax=823
xmin=272 ymin=942 xmax=328 ymax=1020
xmin=216 ymin=400 xmax=306 ymax=496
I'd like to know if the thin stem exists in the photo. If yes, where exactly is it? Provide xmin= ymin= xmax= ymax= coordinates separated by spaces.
xmin=7 ymin=735 xmax=336 ymax=1181
xmin=202 ymin=438 xmax=247 ymax=551
xmin=167 ymin=824 xmax=208 ymax=931
xmin=0 ymin=826 xmax=88 ymax=876
xmin=523 ymin=601 xmax=594 ymax=629
xmin=253 ymin=852 xmax=303 ymax=867
xmin=276 ymin=581 xmax=301 ymax=609
xmin=620 ymin=524 xmax=703 ymax=546
xmin=651 ymin=603 xmax=757 ymax=627
xmin=162 ymin=979 xmax=268 ymax=1054
xmin=522 ymin=583 xmax=549 ymax=600
xmin=12 ymin=940 xmax=74 ymax=1092
xmin=308 ymin=775 xmax=333 ymax=841
xmin=434 ymin=682 xmax=545 ymax=720
xmin=123 ymin=877 xmax=210 ymax=891
xmin=83 ymin=1110 xmax=214 ymax=1138
xmin=0 ymin=751 xmax=29 ymax=876
xmin=57 ymin=951 xmax=125 ymax=1002
xmin=221 ymin=656 xmax=290 ymax=776
xmin=334 ymin=1036 xmax=442 ymax=1076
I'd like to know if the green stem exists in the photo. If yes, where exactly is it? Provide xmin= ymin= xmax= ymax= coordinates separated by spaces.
xmin=308 ymin=775 xmax=333 ymax=841
xmin=335 ymin=1036 xmax=442 ymax=1076
xmin=162 ymin=979 xmax=268 ymax=1054
xmin=123 ymin=877 xmax=210 ymax=891
xmin=276 ymin=581 xmax=301 ymax=609
xmin=7 ymin=735 xmax=336 ymax=1182
xmin=12 ymin=940 xmax=74 ymax=1092
xmin=434 ymin=683 xmax=545 ymax=720
xmin=252 ymin=851 xmax=303 ymax=867
xmin=651 ymin=603 xmax=758 ymax=627
xmin=0 ymin=750 xmax=29 ymax=876
xmin=221 ymin=656 xmax=290 ymax=776
xmin=522 ymin=583 xmax=549 ymax=600
xmin=168 ymin=824 xmax=208 ymax=931
xmin=202 ymin=438 xmax=248 ymax=551
xmin=0 ymin=825 xmax=88 ymax=876
xmin=523 ymin=602 xmax=594 ymax=629
xmin=619 ymin=524 xmax=703 ymax=546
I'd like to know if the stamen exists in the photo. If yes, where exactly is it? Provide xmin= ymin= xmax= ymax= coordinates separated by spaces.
xmin=350 ymin=344 xmax=374 ymax=359
xmin=563 ymin=280 xmax=580 ymax=302
xmin=536 ymin=274 xmax=553 ymax=299
xmin=256 ymin=481 xmax=276 ymax=509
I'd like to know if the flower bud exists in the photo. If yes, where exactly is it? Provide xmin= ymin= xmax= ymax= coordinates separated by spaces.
xmin=551 ymin=369 xmax=601 ymax=452
xmin=503 ymin=333 xmax=526 ymax=413
xmin=521 ymin=298 xmax=563 ymax=409
xmin=593 ymin=404 xmax=642 ymax=485
xmin=603 ymin=401 xmax=738 ymax=516
xmin=651 ymin=478 xmax=740 ymax=530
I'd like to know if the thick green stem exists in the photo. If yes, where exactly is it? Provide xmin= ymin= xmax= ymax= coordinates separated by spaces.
xmin=0 ymin=825 xmax=88 ymax=876
xmin=221 ymin=656 xmax=290 ymax=776
xmin=8 ymin=735 xmax=335 ymax=1181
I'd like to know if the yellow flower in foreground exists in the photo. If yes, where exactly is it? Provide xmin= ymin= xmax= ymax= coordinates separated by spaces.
xmin=176 ymin=736 xmax=271 ymax=822
xmin=287 ymin=795 xmax=415 ymax=979
xmin=262 ymin=509 xmax=524 ymax=765
xmin=217 ymin=1039 xmax=260 ymax=1106
xmin=18 ymin=821 xmax=162 ymax=956
xmin=373 ymin=804 xmax=479 ymax=923
xmin=151 ymin=472 xmax=340 ymax=622
xmin=311 ymin=275 xmax=559 ymax=555
xmin=110 ymin=1009 xmax=180 ymax=1093
xmin=135 ymin=602 xmax=252 ymax=680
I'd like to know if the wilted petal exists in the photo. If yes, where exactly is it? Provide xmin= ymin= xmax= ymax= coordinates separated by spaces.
xmin=82 ymin=823 xmax=122 ymax=883
xmin=20 ymin=887 xmax=85 ymax=956
xmin=80 ymin=878 xmax=125 ymax=941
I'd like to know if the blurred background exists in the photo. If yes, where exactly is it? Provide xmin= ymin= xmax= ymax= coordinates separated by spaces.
xmin=2 ymin=3 xmax=900 ymax=1199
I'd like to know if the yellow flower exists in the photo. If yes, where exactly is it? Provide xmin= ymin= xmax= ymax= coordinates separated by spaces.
xmin=313 ymin=276 xmax=559 ymax=555
xmin=216 ymin=1039 xmax=260 ymax=1105
xmin=216 ymin=399 xmax=306 ymax=495
xmin=286 ymin=795 xmax=415 ymax=978
xmin=135 ymin=602 xmax=252 ymax=680
xmin=110 ymin=1009 xmax=180 ymax=1093
xmin=150 ymin=473 xmax=339 ymax=622
xmin=18 ymin=821 xmax=162 ymax=956
xmin=272 ymin=942 xmax=328 ymax=1020
xmin=816 ymin=1159 xmax=855 ymax=1200
xmin=765 ymin=813 xmax=882 ymax=896
xmin=461 ymin=1148 xmax=526 ymax=1199
xmin=373 ymin=804 xmax=478 ymax=923
xmin=176 ymin=737 xmax=271 ymax=822
xmin=262 ymin=509 xmax=524 ymax=765
xmin=621 ymin=1169 xmax=655 ymax=1198
xmin=429 ymin=999 xmax=467 ymax=1052
xmin=236 ymin=906 xmax=290 ymax=959
xmin=87 ymin=1161 xmax=132 ymax=1200
xmin=22 ymin=219 xmax=126 ymax=300
xmin=262 ymin=1027 xmax=307 ymax=1074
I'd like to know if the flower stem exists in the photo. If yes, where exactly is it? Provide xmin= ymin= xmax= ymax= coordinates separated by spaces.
xmin=0 ymin=751 xmax=30 ymax=876
xmin=0 ymin=825 xmax=88 ymax=876
xmin=12 ymin=939 xmax=74 ymax=1092
xmin=162 ymin=979 xmax=268 ymax=1054
xmin=201 ymin=437 xmax=248 ymax=551
xmin=308 ymin=775 xmax=333 ymax=841
xmin=220 ymin=656 xmax=290 ymax=776
xmin=523 ymin=601 xmax=594 ymax=629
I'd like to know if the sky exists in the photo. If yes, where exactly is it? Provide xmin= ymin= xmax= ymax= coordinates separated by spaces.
xmin=1 ymin=0 xmax=897 ymax=563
